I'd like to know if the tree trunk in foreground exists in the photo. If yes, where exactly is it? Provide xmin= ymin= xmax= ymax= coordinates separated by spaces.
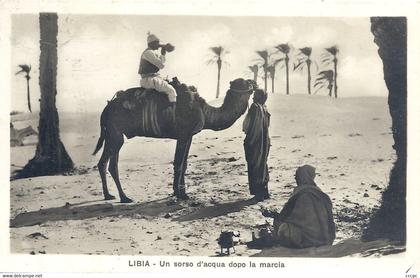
xmin=363 ymin=17 xmax=406 ymax=243
xmin=19 ymin=13 xmax=73 ymax=178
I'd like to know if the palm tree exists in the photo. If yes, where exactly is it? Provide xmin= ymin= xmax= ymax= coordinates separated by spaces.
xmin=267 ymin=59 xmax=283 ymax=94
xmin=275 ymin=43 xmax=291 ymax=95
xmin=294 ymin=47 xmax=314 ymax=95
xmin=18 ymin=13 xmax=73 ymax=178
xmin=267 ymin=65 xmax=275 ymax=94
xmin=248 ymin=64 xmax=259 ymax=82
xmin=321 ymin=46 xmax=339 ymax=98
xmin=256 ymin=50 xmax=269 ymax=92
xmin=15 ymin=64 xmax=32 ymax=113
xmin=207 ymin=46 xmax=229 ymax=99
xmin=314 ymin=70 xmax=334 ymax=97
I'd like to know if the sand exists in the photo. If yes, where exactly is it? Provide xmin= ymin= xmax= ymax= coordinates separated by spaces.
xmin=9 ymin=94 xmax=396 ymax=256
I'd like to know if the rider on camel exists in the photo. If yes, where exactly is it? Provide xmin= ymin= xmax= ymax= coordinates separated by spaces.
xmin=138 ymin=32 xmax=177 ymax=105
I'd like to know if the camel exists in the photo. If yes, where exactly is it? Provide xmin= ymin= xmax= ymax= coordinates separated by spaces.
xmin=93 ymin=78 xmax=255 ymax=203
xmin=10 ymin=124 xmax=38 ymax=147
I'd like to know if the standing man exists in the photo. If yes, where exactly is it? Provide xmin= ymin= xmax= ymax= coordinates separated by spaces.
xmin=138 ymin=32 xmax=177 ymax=104
xmin=243 ymin=89 xmax=271 ymax=200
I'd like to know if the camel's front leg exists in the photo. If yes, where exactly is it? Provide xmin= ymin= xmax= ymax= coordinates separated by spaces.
xmin=173 ymin=137 xmax=192 ymax=200
xmin=180 ymin=137 xmax=192 ymax=186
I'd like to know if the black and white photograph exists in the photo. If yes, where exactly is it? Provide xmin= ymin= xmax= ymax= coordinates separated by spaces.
xmin=1 ymin=0 xmax=419 ymax=276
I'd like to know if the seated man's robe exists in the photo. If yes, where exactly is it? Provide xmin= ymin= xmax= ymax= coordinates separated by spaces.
xmin=273 ymin=166 xmax=336 ymax=248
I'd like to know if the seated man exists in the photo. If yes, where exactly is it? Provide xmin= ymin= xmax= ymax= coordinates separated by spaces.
xmin=138 ymin=32 xmax=176 ymax=105
xmin=261 ymin=165 xmax=336 ymax=248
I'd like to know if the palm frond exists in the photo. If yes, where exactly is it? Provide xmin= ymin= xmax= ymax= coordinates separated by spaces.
xmin=273 ymin=58 xmax=285 ymax=66
xmin=313 ymin=85 xmax=326 ymax=95
xmin=320 ymin=53 xmax=330 ymax=59
xmin=326 ymin=46 xmax=339 ymax=56
xmin=207 ymin=46 xmax=228 ymax=66
xmin=248 ymin=65 xmax=259 ymax=73
xmin=275 ymin=43 xmax=290 ymax=54
xmin=256 ymin=50 xmax=269 ymax=60
xmin=294 ymin=54 xmax=306 ymax=62
xmin=258 ymin=64 xmax=267 ymax=70
xmin=315 ymin=70 xmax=334 ymax=84
xmin=15 ymin=64 xmax=31 ymax=75
xmin=294 ymin=53 xmax=305 ymax=62
xmin=321 ymin=57 xmax=332 ymax=63
xmin=19 ymin=64 xmax=31 ymax=72
xmin=314 ymin=80 xmax=325 ymax=88
xmin=293 ymin=60 xmax=305 ymax=71
xmin=209 ymin=46 xmax=223 ymax=56
xmin=299 ymin=47 xmax=312 ymax=57
xmin=206 ymin=59 xmax=216 ymax=65
xmin=267 ymin=65 xmax=276 ymax=76
xmin=313 ymin=60 xmax=319 ymax=72
xmin=277 ymin=62 xmax=286 ymax=70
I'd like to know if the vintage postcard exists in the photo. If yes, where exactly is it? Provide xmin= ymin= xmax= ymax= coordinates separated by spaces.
xmin=1 ymin=0 xmax=419 ymax=277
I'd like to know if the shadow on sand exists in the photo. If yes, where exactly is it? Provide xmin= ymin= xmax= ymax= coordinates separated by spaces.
xmin=173 ymin=197 xmax=259 ymax=222
xmin=251 ymin=238 xmax=405 ymax=257
xmin=10 ymin=197 xmax=183 ymax=228
xmin=10 ymin=197 xmax=259 ymax=228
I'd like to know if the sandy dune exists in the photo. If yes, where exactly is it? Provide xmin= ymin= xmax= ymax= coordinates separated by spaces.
xmin=10 ymin=94 xmax=396 ymax=256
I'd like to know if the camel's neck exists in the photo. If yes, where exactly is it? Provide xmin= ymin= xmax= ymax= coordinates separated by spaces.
xmin=202 ymin=91 xmax=250 ymax=131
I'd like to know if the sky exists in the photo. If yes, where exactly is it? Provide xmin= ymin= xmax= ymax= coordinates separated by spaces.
xmin=11 ymin=15 xmax=387 ymax=113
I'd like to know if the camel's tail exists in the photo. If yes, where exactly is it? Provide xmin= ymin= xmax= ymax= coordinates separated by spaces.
xmin=92 ymin=103 xmax=110 ymax=155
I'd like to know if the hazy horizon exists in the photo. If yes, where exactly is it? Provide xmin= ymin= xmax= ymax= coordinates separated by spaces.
xmin=11 ymin=15 xmax=388 ymax=113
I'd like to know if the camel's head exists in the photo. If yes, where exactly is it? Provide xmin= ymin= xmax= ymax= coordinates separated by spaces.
xmin=229 ymin=78 xmax=255 ymax=97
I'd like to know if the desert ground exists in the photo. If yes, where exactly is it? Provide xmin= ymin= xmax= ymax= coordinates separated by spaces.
xmin=9 ymin=93 xmax=396 ymax=256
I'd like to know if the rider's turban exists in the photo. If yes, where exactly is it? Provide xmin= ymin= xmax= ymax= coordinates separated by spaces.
xmin=147 ymin=32 xmax=160 ymax=44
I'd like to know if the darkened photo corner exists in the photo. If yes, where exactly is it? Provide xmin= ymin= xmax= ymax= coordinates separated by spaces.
xmin=9 ymin=14 xmax=406 ymax=257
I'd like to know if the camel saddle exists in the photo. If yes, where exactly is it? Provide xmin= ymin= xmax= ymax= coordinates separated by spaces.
xmin=115 ymin=81 xmax=205 ymax=137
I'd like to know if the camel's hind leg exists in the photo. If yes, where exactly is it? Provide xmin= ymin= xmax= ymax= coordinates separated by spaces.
xmin=98 ymin=142 xmax=115 ymax=201
xmin=108 ymin=135 xmax=133 ymax=203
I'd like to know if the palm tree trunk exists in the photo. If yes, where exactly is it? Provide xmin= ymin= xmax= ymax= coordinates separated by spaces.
xmin=271 ymin=71 xmax=275 ymax=94
xmin=307 ymin=60 xmax=311 ymax=95
xmin=26 ymin=76 xmax=32 ymax=113
xmin=285 ymin=56 xmax=290 ymax=95
xmin=253 ymin=71 xmax=258 ymax=82
xmin=328 ymin=84 xmax=332 ymax=97
xmin=334 ymin=57 xmax=338 ymax=98
xmin=264 ymin=65 xmax=268 ymax=92
xmin=216 ymin=60 xmax=221 ymax=98
xmin=18 ymin=13 xmax=73 ymax=178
